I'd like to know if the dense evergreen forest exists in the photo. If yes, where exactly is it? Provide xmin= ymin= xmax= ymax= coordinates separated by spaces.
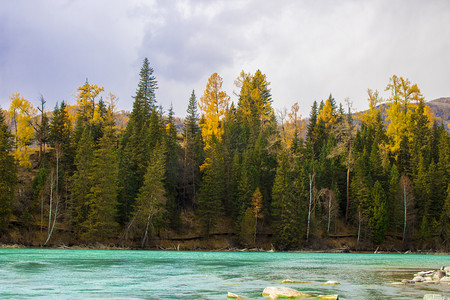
xmin=1 ymin=58 xmax=449 ymax=251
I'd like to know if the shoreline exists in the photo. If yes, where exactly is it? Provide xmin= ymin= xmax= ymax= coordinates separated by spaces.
xmin=1 ymin=243 xmax=449 ymax=255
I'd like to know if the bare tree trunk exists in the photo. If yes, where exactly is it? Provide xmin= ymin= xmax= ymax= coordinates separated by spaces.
xmin=357 ymin=208 xmax=361 ymax=244
xmin=346 ymin=163 xmax=350 ymax=223
xmin=40 ymin=194 xmax=44 ymax=233
xmin=48 ymin=171 xmax=53 ymax=235
xmin=307 ymin=173 xmax=314 ymax=241
xmin=254 ymin=213 xmax=258 ymax=244
xmin=142 ymin=215 xmax=151 ymax=248
xmin=403 ymin=183 xmax=407 ymax=242
xmin=44 ymin=152 xmax=59 ymax=246
xmin=327 ymin=194 xmax=331 ymax=234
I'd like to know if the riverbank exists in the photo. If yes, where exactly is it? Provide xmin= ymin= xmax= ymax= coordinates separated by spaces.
xmin=1 ymin=242 xmax=449 ymax=255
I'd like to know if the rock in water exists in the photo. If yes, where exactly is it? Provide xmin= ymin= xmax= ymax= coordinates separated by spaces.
xmin=433 ymin=270 xmax=445 ymax=280
xmin=322 ymin=280 xmax=340 ymax=285
xmin=281 ymin=279 xmax=311 ymax=283
xmin=318 ymin=295 xmax=339 ymax=299
xmin=262 ymin=286 xmax=310 ymax=299
xmin=227 ymin=291 xmax=246 ymax=299
xmin=440 ymin=276 xmax=450 ymax=283
xmin=423 ymin=294 xmax=446 ymax=300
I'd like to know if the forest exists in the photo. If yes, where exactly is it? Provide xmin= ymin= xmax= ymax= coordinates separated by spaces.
xmin=0 ymin=58 xmax=449 ymax=251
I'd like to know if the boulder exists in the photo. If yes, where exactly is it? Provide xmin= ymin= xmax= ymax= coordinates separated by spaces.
xmin=318 ymin=295 xmax=339 ymax=299
xmin=413 ymin=276 xmax=424 ymax=282
xmin=262 ymin=286 xmax=311 ymax=299
xmin=433 ymin=270 xmax=445 ymax=280
xmin=227 ymin=292 xmax=246 ymax=299
xmin=424 ymin=276 xmax=434 ymax=282
xmin=281 ymin=279 xmax=311 ymax=284
xmin=423 ymin=294 xmax=446 ymax=300
xmin=322 ymin=281 xmax=340 ymax=285
xmin=440 ymin=276 xmax=450 ymax=282
xmin=401 ymin=279 xmax=414 ymax=284
xmin=390 ymin=282 xmax=405 ymax=285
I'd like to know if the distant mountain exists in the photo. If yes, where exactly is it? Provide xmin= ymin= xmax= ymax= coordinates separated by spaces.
xmin=426 ymin=97 xmax=450 ymax=129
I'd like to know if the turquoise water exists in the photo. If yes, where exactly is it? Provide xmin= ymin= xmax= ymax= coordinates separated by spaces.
xmin=0 ymin=249 xmax=448 ymax=299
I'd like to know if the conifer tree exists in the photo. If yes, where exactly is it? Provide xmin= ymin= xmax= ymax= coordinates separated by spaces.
xmin=0 ymin=109 xmax=17 ymax=231
xmin=164 ymin=104 xmax=182 ymax=229
xmin=370 ymin=180 xmax=388 ymax=244
xmin=81 ymin=130 xmax=119 ymax=243
xmin=197 ymin=135 xmax=225 ymax=236
xmin=132 ymin=143 xmax=167 ymax=247
xmin=118 ymin=58 xmax=158 ymax=223
xmin=182 ymin=90 xmax=203 ymax=207
xmin=271 ymin=153 xmax=300 ymax=249
xmin=70 ymin=128 xmax=94 ymax=239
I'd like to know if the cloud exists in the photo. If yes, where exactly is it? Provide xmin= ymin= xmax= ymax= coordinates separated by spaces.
xmin=1 ymin=0 xmax=449 ymax=118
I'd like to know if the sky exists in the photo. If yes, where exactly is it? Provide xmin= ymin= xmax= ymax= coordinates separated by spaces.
xmin=1 ymin=0 xmax=449 ymax=118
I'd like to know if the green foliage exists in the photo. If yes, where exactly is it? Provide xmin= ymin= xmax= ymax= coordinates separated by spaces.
xmin=0 ymin=109 xmax=17 ymax=231
xmin=239 ymin=207 xmax=256 ymax=246
xmin=131 ymin=143 xmax=167 ymax=246
xmin=198 ymin=136 xmax=225 ymax=236
xmin=118 ymin=58 xmax=159 ymax=224
xmin=370 ymin=181 xmax=388 ymax=244
xmin=80 ymin=130 xmax=119 ymax=243
xmin=70 ymin=129 xmax=94 ymax=239
xmin=271 ymin=153 xmax=301 ymax=250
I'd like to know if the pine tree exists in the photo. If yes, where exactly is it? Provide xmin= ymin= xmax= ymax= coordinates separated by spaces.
xmin=118 ymin=58 xmax=158 ymax=223
xmin=439 ymin=184 xmax=450 ymax=246
xmin=271 ymin=152 xmax=300 ymax=250
xmin=127 ymin=143 xmax=167 ymax=246
xmin=81 ymin=130 xmax=119 ymax=243
xmin=70 ymin=128 xmax=94 ymax=239
xmin=164 ymin=104 xmax=182 ymax=230
xmin=370 ymin=181 xmax=388 ymax=244
xmin=0 ymin=109 xmax=17 ymax=231
xmin=182 ymin=90 xmax=203 ymax=207
xmin=197 ymin=135 xmax=225 ymax=236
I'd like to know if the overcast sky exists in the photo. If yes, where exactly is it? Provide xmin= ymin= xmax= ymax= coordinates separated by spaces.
xmin=1 ymin=0 xmax=449 ymax=118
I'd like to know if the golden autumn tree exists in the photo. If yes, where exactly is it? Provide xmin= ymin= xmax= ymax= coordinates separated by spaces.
xmin=317 ymin=95 xmax=337 ymax=130
xmin=384 ymin=75 xmax=424 ymax=167
xmin=8 ymin=93 xmax=37 ymax=167
xmin=198 ymin=73 xmax=229 ymax=150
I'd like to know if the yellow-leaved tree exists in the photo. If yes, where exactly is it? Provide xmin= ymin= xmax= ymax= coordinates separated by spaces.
xmin=76 ymin=80 xmax=105 ymax=125
xmin=236 ymin=70 xmax=274 ymax=133
xmin=384 ymin=75 xmax=424 ymax=161
xmin=8 ymin=93 xmax=37 ymax=167
xmin=198 ymin=73 xmax=229 ymax=150
xmin=317 ymin=95 xmax=337 ymax=130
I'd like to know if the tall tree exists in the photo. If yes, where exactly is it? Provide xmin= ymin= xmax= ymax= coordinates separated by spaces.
xmin=118 ymin=58 xmax=158 ymax=223
xmin=182 ymin=90 xmax=203 ymax=207
xmin=271 ymin=152 xmax=301 ymax=249
xmin=81 ymin=129 xmax=119 ymax=243
xmin=197 ymin=136 xmax=225 ymax=236
xmin=8 ymin=93 xmax=37 ymax=167
xmin=164 ymin=104 xmax=182 ymax=229
xmin=0 ymin=109 xmax=17 ymax=231
xmin=130 ymin=143 xmax=167 ymax=247
xmin=370 ymin=180 xmax=388 ymax=244
xmin=70 ymin=128 xmax=94 ymax=239
xmin=198 ymin=72 xmax=229 ymax=151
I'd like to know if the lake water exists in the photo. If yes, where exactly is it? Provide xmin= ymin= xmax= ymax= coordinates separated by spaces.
xmin=0 ymin=249 xmax=448 ymax=299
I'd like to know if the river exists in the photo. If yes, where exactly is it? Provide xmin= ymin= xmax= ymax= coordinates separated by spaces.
xmin=0 ymin=249 xmax=448 ymax=299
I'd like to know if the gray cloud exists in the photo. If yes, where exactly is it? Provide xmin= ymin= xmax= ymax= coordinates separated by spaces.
xmin=1 ymin=0 xmax=449 ymax=118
